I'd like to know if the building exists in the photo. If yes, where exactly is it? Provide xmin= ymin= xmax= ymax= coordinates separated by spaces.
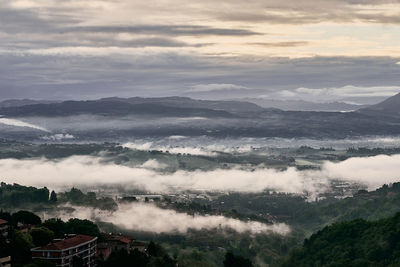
xmin=0 ymin=219 xmax=9 ymax=239
xmin=31 ymin=234 xmax=97 ymax=267
xmin=0 ymin=256 xmax=11 ymax=267
xmin=106 ymin=234 xmax=135 ymax=251
xmin=96 ymin=243 xmax=112 ymax=260
xmin=97 ymin=233 xmax=146 ymax=260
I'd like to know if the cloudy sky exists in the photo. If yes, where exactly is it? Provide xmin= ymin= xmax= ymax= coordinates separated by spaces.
xmin=0 ymin=0 xmax=399 ymax=103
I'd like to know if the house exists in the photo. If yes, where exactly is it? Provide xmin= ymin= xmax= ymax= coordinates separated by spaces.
xmin=0 ymin=219 xmax=9 ymax=239
xmin=96 ymin=243 xmax=112 ymax=260
xmin=97 ymin=233 xmax=147 ymax=259
xmin=0 ymin=256 xmax=11 ymax=267
xmin=31 ymin=234 xmax=97 ymax=267
xmin=104 ymin=233 xmax=136 ymax=251
xmin=130 ymin=240 xmax=146 ymax=252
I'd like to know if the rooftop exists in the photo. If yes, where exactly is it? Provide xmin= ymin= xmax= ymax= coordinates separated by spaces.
xmin=105 ymin=234 xmax=135 ymax=244
xmin=0 ymin=219 xmax=8 ymax=225
xmin=32 ymin=234 xmax=97 ymax=251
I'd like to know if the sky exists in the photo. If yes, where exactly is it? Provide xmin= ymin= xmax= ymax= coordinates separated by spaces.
xmin=0 ymin=0 xmax=400 ymax=103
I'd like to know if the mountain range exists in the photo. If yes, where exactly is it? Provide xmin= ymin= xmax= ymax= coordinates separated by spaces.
xmin=238 ymin=98 xmax=369 ymax=112
xmin=0 ymin=93 xmax=399 ymax=140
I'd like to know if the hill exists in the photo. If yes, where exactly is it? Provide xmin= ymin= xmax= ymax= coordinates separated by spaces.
xmin=0 ymin=99 xmax=58 ymax=108
xmin=238 ymin=98 xmax=368 ymax=112
xmin=358 ymin=93 xmax=400 ymax=117
xmin=98 ymin=96 xmax=266 ymax=114
xmin=0 ymin=100 xmax=237 ymax=118
xmin=1 ymin=95 xmax=400 ymax=140
xmin=282 ymin=212 xmax=400 ymax=267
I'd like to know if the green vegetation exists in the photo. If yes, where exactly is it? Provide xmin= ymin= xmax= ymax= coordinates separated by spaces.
xmin=0 ymin=183 xmax=50 ymax=208
xmin=0 ymin=210 xmax=102 ymax=266
xmin=224 ymin=252 xmax=253 ymax=267
xmin=30 ymin=227 xmax=54 ymax=246
xmin=283 ymin=212 xmax=400 ymax=267
xmin=57 ymin=188 xmax=117 ymax=210
xmin=203 ymin=182 xmax=400 ymax=233
xmin=42 ymin=218 xmax=101 ymax=239
xmin=5 ymin=181 xmax=400 ymax=266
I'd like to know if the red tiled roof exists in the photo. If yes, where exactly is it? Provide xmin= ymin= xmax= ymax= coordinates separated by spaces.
xmin=106 ymin=234 xmax=135 ymax=244
xmin=0 ymin=219 xmax=7 ymax=225
xmin=32 ymin=235 xmax=97 ymax=251
xmin=119 ymin=237 xmax=132 ymax=244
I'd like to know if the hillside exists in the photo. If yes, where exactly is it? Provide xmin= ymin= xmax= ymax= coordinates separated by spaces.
xmin=0 ymin=100 xmax=236 ymax=118
xmin=0 ymin=99 xmax=59 ymax=108
xmin=358 ymin=93 xmax=400 ymax=117
xmin=99 ymin=96 xmax=266 ymax=114
xmin=238 ymin=98 xmax=368 ymax=112
xmin=282 ymin=212 xmax=400 ymax=267
xmin=1 ymin=94 xmax=400 ymax=140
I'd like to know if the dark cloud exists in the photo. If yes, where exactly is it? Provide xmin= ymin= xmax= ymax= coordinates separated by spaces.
xmin=0 ymin=0 xmax=399 ymax=103
xmin=64 ymin=25 xmax=261 ymax=36
xmin=0 ymin=53 xmax=398 ymax=102
xmin=0 ymin=7 xmax=53 ymax=33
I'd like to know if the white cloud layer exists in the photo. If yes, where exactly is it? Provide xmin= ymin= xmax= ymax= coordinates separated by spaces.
xmin=54 ymin=203 xmax=290 ymax=235
xmin=276 ymin=86 xmax=400 ymax=103
xmin=187 ymin=84 xmax=249 ymax=93
xmin=1 ymin=154 xmax=400 ymax=196
xmin=41 ymin=133 xmax=75 ymax=141
xmin=0 ymin=117 xmax=50 ymax=132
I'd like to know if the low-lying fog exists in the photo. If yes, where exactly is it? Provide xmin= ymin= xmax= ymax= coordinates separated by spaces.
xmin=50 ymin=203 xmax=290 ymax=235
xmin=1 ymin=154 xmax=400 ymax=198
xmin=2 ymin=115 xmax=400 ymax=148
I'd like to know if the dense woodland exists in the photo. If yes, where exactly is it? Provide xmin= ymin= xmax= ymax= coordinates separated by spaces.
xmin=283 ymin=212 xmax=400 ymax=267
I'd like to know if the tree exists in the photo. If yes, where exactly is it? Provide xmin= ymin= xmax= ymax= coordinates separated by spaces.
xmin=30 ymin=227 xmax=55 ymax=246
xmin=223 ymin=252 xmax=253 ymax=267
xmin=42 ymin=218 xmax=66 ymax=238
xmin=49 ymin=190 xmax=57 ymax=202
xmin=12 ymin=210 xmax=41 ymax=225
xmin=10 ymin=230 xmax=33 ymax=265
xmin=147 ymin=241 xmax=164 ymax=257
xmin=65 ymin=218 xmax=101 ymax=237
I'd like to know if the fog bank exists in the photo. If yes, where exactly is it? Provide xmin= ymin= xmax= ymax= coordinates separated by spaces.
xmin=54 ymin=203 xmax=290 ymax=235
xmin=0 ymin=154 xmax=400 ymax=195
xmin=0 ymin=117 xmax=50 ymax=132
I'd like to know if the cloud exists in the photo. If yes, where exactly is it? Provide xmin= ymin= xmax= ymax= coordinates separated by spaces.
xmin=321 ymin=154 xmax=400 ymax=189
xmin=0 ymin=156 xmax=325 ymax=196
xmin=141 ymin=159 xmax=168 ymax=170
xmin=123 ymin=141 xmax=254 ymax=156
xmin=2 ymin=154 xmax=400 ymax=198
xmin=66 ymin=25 xmax=261 ymax=37
xmin=215 ymin=1 xmax=400 ymax=24
xmin=40 ymin=133 xmax=75 ymax=141
xmin=54 ymin=203 xmax=290 ymax=235
xmin=0 ymin=117 xmax=50 ymax=132
xmin=250 ymin=42 xmax=309 ymax=47
xmin=0 ymin=53 xmax=398 ymax=102
xmin=279 ymin=86 xmax=400 ymax=103
xmin=187 ymin=84 xmax=249 ymax=93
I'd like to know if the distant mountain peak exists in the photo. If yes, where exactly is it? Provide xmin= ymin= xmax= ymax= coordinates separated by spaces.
xmin=357 ymin=92 xmax=400 ymax=117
